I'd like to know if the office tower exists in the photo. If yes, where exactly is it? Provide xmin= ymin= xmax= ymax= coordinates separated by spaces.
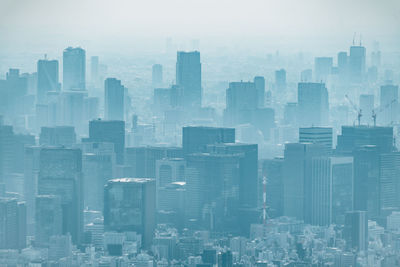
xmin=39 ymin=126 xmax=76 ymax=147
xmin=359 ymin=94 xmax=374 ymax=125
xmin=60 ymin=90 xmax=86 ymax=134
xmin=185 ymin=153 xmax=241 ymax=231
xmin=283 ymin=143 xmax=324 ymax=222
xmin=104 ymin=178 xmax=156 ymax=248
xmin=218 ymin=251 xmax=233 ymax=267
xmin=37 ymin=148 xmax=83 ymax=245
xmin=300 ymin=69 xmax=312 ymax=82
xmin=380 ymin=84 xmax=398 ymax=125
xmin=63 ymin=47 xmax=86 ymax=91
xmin=254 ymin=76 xmax=265 ymax=108
xmin=311 ymin=157 xmax=353 ymax=226
xmin=336 ymin=126 xmax=394 ymax=154
xmin=24 ymin=146 xmax=40 ymax=235
xmin=349 ymin=45 xmax=366 ymax=84
xmin=299 ymin=127 xmax=333 ymax=154
xmin=90 ymin=56 xmax=99 ymax=86
xmin=224 ymin=81 xmax=258 ymax=125
xmin=297 ymin=82 xmax=329 ymax=127
xmin=0 ymin=123 xmax=35 ymax=183
xmin=37 ymin=59 xmax=59 ymax=103
xmin=344 ymin=211 xmax=368 ymax=252
xmin=0 ymin=198 xmax=26 ymax=249
xmin=35 ymin=195 xmax=63 ymax=247
xmin=84 ymin=96 xmax=99 ymax=122
xmin=275 ymin=69 xmax=286 ymax=91
xmin=152 ymin=64 xmax=163 ymax=87
xmin=0 ymin=69 xmax=28 ymax=118
xmin=283 ymin=102 xmax=298 ymax=125
xmin=182 ymin=126 xmax=235 ymax=155
xmin=337 ymin=51 xmax=348 ymax=81
xmin=156 ymin=158 xmax=185 ymax=188
xmin=176 ymin=51 xmax=202 ymax=109
xmin=105 ymin=78 xmax=125 ymax=121
xmin=353 ymin=145 xmax=380 ymax=219
xmin=260 ymin=158 xmax=283 ymax=218
xmin=125 ymin=146 xmax=183 ymax=178
xmin=81 ymin=142 xmax=115 ymax=212
xmin=314 ymin=57 xmax=333 ymax=83
xmin=87 ymin=119 xmax=125 ymax=164
xmin=379 ymin=152 xmax=400 ymax=212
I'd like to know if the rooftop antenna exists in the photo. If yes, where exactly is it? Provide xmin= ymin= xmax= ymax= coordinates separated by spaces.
xmin=353 ymin=32 xmax=356 ymax=45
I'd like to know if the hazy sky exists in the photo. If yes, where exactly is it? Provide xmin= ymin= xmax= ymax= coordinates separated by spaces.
xmin=1 ymin=0 xmax=399 ymax=53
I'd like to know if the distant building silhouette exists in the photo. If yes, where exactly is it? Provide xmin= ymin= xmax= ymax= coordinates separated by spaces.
xmin=176 ymin=51 xmax=201 ymax=109
xmin=63 ymin=47 xmax=86 ymax=91
xmin=37 ymin=59 xmax=59 ymax=103
xmin=105 ymin=78 xmax=125 ymax=121
xmin=297 ymin=82 xmax=329 ymax=127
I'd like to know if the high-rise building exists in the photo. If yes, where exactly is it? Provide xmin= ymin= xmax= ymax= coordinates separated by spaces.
xmin=380 ymin=84 xmax=398 ymax=125
xmin=182 ymin=126 xmax=235 ymax=155
xmin=0 ymin=198 xmax=26 ymax=249
xmin=37 ymin=59 xmax=59 ymax=103
xmin=105 ymin=78 xmax=125 ymax=121
xmin=310 ymin=156 xmax=353 ymax=226
xmin=81 ymin=142 xmax=115 ymax=212
xmin=125 ymin=146 xmax=183 ymax=178
xmin=37 ymin=148 xmax=83 ymax=245
xmin=254 ymin=76 xmax=265 ymax=108
xmin=297 ymin=82 xmax=329 ymax=127
xmin=336 ymin=126 xmax=394 ymax=154
xmin=283 ymin=143 xmax=325 ymax=222
xmin=152 ymin=64 xmax=163 ymax=88
xmin=176 ymin=51 xmax=201 ymax=109
xmin=87 ymin=119 xmax=125 ymax=164
xmin=300 ymin=69 xmax=312 ymax=82
xmin=39 ymin=126 xmax=76 ymax=147
xmin=314 ymin=57 xmax=333 ymax=83
xmin=344 ymin=211 xmax=368 ymax=251
xmin=349 ymin=45 xmax=366 ymax=84
xmin=224 ymin=81 xmax=258 ymax=125
xmin=299 ymin=127 xmax=333 ymax=154
xmin=104 ymin=178 xmax=156 ymax=248
xmin=35 ymin=195 xmax=63 ymax=247
xmin=275 ymin=69 xmax=286 ymax=91
xmin=353 ymin=145 xmax=380 ymax=219
xmin=63 ymin=47 xmax=86 ymax=91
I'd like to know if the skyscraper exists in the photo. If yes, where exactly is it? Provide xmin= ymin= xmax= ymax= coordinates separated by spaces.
xmin=63 ymin=47 xmax=86 ymax=91
xmin=39 ymin=126 xmax=76 ymax=147
xmin=349 ymin=45 xmax=366 ymax=84
xmin=297 ymin=82 xmax=329 ymax=127
xmin=310 ymin=156 xmax=353 ymax=226
xmin=0 ymin=197 xmax=26 ymax=249
xmin=37 ymin=58 xmax=59 ymax=103
xmin=182 ymin=126 xmax=235 ymax=155
xmin=35 ymin=195 xmax=63 ymax=247
xmin=299 ymin=127 xmax=333 ymax=154
xmin=37 ymin=148 xmax=83 ymax=245
xmin=275 ymin=69 xmax=286 ymax=91
xmin=224 ymin=81 xmax=258 ymax=126
xmin=176 ymin=51 xmax=201 ymax=109
xmin=254 ymin=76 xmax=265 ymax=108
xmin=104 ymin=178 xmax=156 ymax=248
xmin=337 ymin=51 xmax=348 ymax=82
xmin=90 ymin=56 xmax=99 ymax=86
xmin=344 ymin=211 xmax=368 ymax=252
xmin=104 ymin=78 xmax=125 ymax=121
xmin=152 ymin=64 xmax=163 ymax=88
xmin=87 ymin=119 xmax=125 ymax=164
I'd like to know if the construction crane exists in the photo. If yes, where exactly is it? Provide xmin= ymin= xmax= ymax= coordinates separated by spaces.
xmin=345 ymin=94 xmax=362 ymax=126
xmin=372 ymin=99 xmax=396 ymax=126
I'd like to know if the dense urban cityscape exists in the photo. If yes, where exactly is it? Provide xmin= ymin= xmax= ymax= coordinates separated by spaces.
xmin=1 ymin=0 xmax=400 ymax=266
